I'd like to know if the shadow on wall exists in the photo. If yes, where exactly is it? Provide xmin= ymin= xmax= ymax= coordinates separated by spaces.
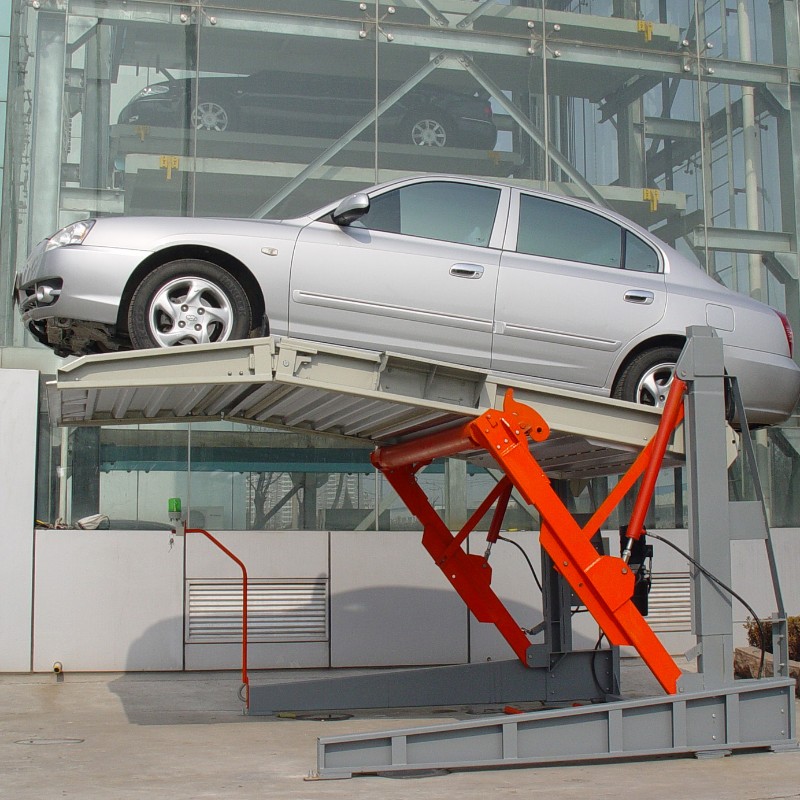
xmin=109 ymin=617 xmax=247 ymax=726
xmin=108 ymin=583 xmax=603 ymax=725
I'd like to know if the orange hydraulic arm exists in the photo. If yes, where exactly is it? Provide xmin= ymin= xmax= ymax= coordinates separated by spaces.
xmin=372 ymin=381 xmax=687 ymax=695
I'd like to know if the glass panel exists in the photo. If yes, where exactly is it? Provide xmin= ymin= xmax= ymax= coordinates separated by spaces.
xmin=62 ymin=4 xmax=197 ymax=219
xmin=187 ymin=422 xmax=375 ymax=531
xmin=625 ymin=232 xmax=660 ymax=273
xmin=0 ymin=0 xmax=10 ymax=37
xmin=192 ymin=3 xmax=378 ymax=220
xmin=35 ymin=423 xmax=189 ymax=530
xmin=98 ymin=425 xmax=189 ymax=529
xmin=7 ymin=0 xmax=800 ymax=528
xmin=357 ymin=181 xmax=500 ymax=245
xmin=518 ymin=194 xmax=623 ymax=267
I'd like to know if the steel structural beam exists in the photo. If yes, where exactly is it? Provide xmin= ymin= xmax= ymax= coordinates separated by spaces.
xmin=65 ymin=0 xmax=679 ymax=50
xmin=686 ymin=226 xmax=796 ymax=255
xmin=248 ymin=653 xmax=618 ymax=714
xmin=645 ymin=116 xmax=702 ymax=140
xmin=771 ymin=1 xmax=800 ymax=348
xmin=251 ymin=55 xmax=443 ymax=218
xmin=60 ymin=0 xmax=795 ymax=92
xmin=314 ymin=679 xmax=797 ymax=778
xmin=457 ymin=57 xmax=608 ymax=207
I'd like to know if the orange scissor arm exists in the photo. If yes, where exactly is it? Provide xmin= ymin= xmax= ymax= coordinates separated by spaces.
xmin=372 ymin=383 xmax=686 ymax=694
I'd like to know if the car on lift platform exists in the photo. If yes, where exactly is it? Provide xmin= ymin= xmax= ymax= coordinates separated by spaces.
xmin=15 ymin=174 xmax=800 ymax=425
xmin=117 ymin=71 xmax=498 ymax=149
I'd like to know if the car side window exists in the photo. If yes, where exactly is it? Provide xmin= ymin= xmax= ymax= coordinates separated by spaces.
xmin=356 ymin=182 xmax=501 ymax=247
xmin=517 ymin=194 xmax=624 ymax=268
xmin=624 ymin=231 xmax=660 ymax=273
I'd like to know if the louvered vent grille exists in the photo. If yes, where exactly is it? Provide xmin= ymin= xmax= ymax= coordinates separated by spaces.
xmin=186 ymin=579 xmax=328 ymax=643
xmin=646 ymin=573 xmax=692 ymax=632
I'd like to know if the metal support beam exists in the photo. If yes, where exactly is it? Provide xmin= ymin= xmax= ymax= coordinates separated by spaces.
xmin=676 ymin=328 xmax=734 ymax=689
xmin=248 ymin=654 xmax=617 ymax=715
xmin=314 ymin=679 xmax=797 ymax=778
xmin=458 ymin=57 xmax=609 ymax=207
xmin=65 ymin=0 xmax=795 ymax=90
xmin=28 ymin=12 xmax=65 ymax=251
xmin=251 ymin=54 xmax=444 ymax=218
xmin=686 ymin=226 xmax=796 ymax=254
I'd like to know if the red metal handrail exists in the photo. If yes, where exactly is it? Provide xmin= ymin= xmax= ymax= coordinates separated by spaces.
xmin=183 ymin=527 xmax=249 ymax=708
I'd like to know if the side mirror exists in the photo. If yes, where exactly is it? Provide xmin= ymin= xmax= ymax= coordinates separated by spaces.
xmin=332 ymin=192 xmax=370 ymax=226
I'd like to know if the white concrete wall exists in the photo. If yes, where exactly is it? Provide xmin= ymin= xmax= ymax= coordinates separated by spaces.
xmin=13 ymin=523 xmax=800 ymax=673
xmin=731 ymin=531 xmax=800 ymax=642
xmin=329 ymin=531 xmax=468 ymax=667
xmin=0 ymin=369 xmax=38 ymax=671
xmin=33 ymin=530 xmax=184 ymax=671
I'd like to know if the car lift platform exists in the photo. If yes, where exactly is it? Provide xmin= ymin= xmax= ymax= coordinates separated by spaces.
xmin=49 ymin=329 xmax=796 ymax=778
xmin=51 ymin=334 xmax=703 ymax=478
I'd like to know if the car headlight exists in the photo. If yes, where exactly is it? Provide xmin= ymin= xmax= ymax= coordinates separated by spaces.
xmin=133 ymin=84 xmax=172 ymax=101
xmin=45 ymin=220 xmax=95 ymax=251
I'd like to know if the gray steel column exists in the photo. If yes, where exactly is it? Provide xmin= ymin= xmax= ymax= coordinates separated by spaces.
xmin=79 ymin=23 xmax=112 ymax=190
xmin=444 ymin=458 xmax=468 ymax=531
xmin=28 ymin=11 xmax=65 ymax=250
xmin=677 ymin=326 xmax=733 ymax=688
xmin=770 ymin=1 xmax=800 ymax=347
xmin=613 ymin=0 xmax=646 ymax=188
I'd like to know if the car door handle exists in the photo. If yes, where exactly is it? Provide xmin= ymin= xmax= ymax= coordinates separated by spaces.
xmin=450 ymin=263 xmax=484 ymax=279
xmin=624 ymin=289 xmax=655 ymax=305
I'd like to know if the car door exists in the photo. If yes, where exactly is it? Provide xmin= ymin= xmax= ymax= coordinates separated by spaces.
xmin=289 ymin=179 xmax=507 ymax=368
xmin=492 ymin=190 xmax=667 ymax=389
xmin=231 ymin=70 xmax=335 ymax=136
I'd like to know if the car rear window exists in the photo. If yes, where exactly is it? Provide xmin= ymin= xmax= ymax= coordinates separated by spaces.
xmin=517 ymin=194 xmax=660 ymax=272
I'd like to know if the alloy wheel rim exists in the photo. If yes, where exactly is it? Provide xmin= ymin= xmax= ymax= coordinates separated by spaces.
xmin=147 ymin=277 xmax=233 ymax=347
xmin=192 ymin=102 xmax=229 ymax=131
xmin=411 ymin=119 xmax=447 ymax=146
xmin=635 ymin=362 xmax=676 ymax=409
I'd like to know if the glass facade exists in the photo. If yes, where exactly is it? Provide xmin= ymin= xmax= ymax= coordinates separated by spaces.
xmin=2 ymin=1 xmax=800 ymax=528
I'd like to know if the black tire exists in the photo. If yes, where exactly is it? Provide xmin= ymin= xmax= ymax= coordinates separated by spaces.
xmin=127 ymin=259 xmax=252 ymax=349
xmin=612 ymin=346 xmax=682 ymax=410
xmin=402 ymin=108 xmax=453 ymax=147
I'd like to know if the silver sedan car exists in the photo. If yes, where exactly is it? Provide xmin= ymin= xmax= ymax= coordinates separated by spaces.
xmin=16 ymin=174 xmax=800 ymax=425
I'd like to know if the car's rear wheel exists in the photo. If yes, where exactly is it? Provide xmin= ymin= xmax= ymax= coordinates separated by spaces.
xmin=191 ymin=100 xmax=233 ymax=132
xmin=403 ymin=109 xmax=452 ymax=147
xmin=128 ymin=259 xmax=252 ymax=349
xmin=612 ymin=346 xmax=681 ymax=410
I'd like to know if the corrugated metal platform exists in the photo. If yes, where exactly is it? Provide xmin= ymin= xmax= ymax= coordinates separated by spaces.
xmin=50 ymin=335 xmax=696 ymax=479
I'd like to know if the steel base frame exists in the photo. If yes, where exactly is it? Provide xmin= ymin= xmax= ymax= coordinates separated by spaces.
xmin=313 ymin=679 xmax=797 ymax=779
xmin=309 ymin=328 xmax=797 ymax=777
xmin=248 ymin=652 xmax=619 ymax=715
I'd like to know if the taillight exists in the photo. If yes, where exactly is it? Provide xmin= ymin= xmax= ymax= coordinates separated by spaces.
xmin=776 ymin=310 xmax=794 ymax=358
xmin=484 ymin=103 xmax=493 ymax=119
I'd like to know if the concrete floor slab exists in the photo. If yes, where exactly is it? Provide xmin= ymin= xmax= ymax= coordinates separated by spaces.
xmin=1 ymin=665 xmax=798 ymax=800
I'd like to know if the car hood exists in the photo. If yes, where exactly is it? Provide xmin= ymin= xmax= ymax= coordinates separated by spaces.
xmin=82 ymin=215 xmax=309 ymax=251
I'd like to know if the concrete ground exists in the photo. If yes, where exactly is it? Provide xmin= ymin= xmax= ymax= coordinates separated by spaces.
xmin=1 ymin=664 xmax=798 ymax=800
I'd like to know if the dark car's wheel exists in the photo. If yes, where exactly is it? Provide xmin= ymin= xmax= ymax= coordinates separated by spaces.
xmin=403 ymin=109 xmax=452 ymax=147
xmin=191 ymin=100 xmax=233 ymax=132
xmin=612 ymin=346 xmax=682 ymax=410
xmin=128 ymin=260 xmax=252 ymax=349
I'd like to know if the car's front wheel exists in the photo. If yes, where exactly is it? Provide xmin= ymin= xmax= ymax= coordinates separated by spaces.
xmin=612 ymin=346 xmax=681 ymax=410
xmin=191 ymin=100 xmax=233 ymax=132
xmin=128 ymin=260 xmax=252 ymax=349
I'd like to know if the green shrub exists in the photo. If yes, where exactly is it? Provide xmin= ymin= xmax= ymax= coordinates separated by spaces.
xmin=745 ymin=616 xmax=800 ymax=662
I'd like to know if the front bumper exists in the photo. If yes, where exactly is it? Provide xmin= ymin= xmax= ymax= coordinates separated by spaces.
xmin=17 ymin=240 xmax=147 ymax=327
